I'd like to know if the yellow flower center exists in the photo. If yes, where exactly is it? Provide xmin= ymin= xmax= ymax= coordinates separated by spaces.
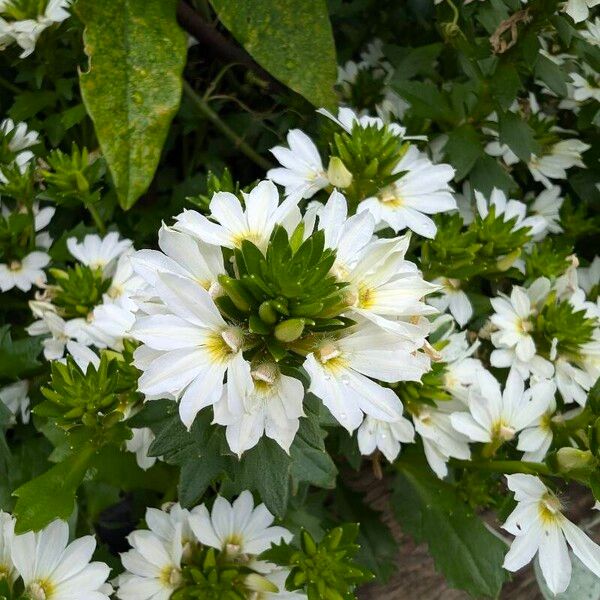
xmin=357 ymin=284 xmax=376 ymax=310
xmin=538 ymin=493 xmax=562 ymax=524
xmin=206 ymin=327 xmax=244 ymax=363
xmin=8 ymin=260 xmax=22 ymax=272
xmin=27 ymin=581 xmax=53 ymax=600
xmin=492 ymin=420 xmax=516 ymax=441
xmin=377 ymin=185 xmax=404 ymax=207
xmin=159 ymin=566 xmax=183 ymax=588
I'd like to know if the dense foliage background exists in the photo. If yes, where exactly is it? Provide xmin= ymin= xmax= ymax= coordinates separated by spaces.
xmin=0 ymin=0 xmax=599 ymax=598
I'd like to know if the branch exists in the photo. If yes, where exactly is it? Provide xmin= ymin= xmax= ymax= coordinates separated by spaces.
xmin=176 ymin=1 xmax=285 ymax=95
xmin=182 ymin=80 xmax=273 ymax=171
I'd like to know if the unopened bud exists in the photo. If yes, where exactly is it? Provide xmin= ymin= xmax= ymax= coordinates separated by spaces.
xmin=496 ymin=249 xmax=521 ymax=272
xmin=327 ymin=157 xmax=353 ymax=189
xmin=556 ymin=447 xmax=596 ymax=474
xmin=244 ymin=573 xmax=278 ymax=593
xmin=274 ymin=318 xmax=305 ymax=342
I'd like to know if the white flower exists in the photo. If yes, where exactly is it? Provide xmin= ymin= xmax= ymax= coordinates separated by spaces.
xmin=267 ymin=130 xmax=329 ymax=199
xmin=439 ymin=328 xmax=486 ymax=402
xmin=189 ymin=491 xmax=292 ymax=556
xmin=0 ymin=511 xmax=16 ymax=585
xmin=12 ymin=519 xmax=111 ymax=600
xmin=569 ymin=71 xmax=600 ymax=102
xmin=126 ymin=428 xmax=157 ymax=470
xmin=475 ymin=187 xmax=546 ymax=237
xmin=213 ymin=361 xmax=305 ymax=456
xmin=563 ymin=0 xmax=600 ymax=23
xmin=304 ymin=322 xmax=428 ymax=432
xmin=0 ymin=251 xmax=49 ymax=292
xmin=0 ymin=0 xmax=71 ymax=57
xmin=578 ymin=255 xmax=600 ymax=295
xmin=344 ymin=239 xmax=438 ymax=338
xmin=450 ymin=369 xmax=554 ymax=445
xmin=117 ymin=513 xmax=184 ymax=600
xmin=317 ymin=106 xmax=408 ymax=138
xmin=0 ymin=380 xmax=29 ymax=424
xmin=529 ymin=185 xmax=564 ymax=238
xmin=555 ymin=355 xmax=595 ymax=405
xmin=429 ymin=278 xmax=473 ymax=327
xmin=517 ymin=394 xmax=557 ymax=461
xmin=489 ymin=278 xmax=554 ymax=379
xmin=412 ymin=401 xmax=471 ymax=478
xmin=357 ymin=414 xmax=415 ymax=462
xmin=27 ymin=302 xmax=70 ymax=360
xmin=173 ymin=180 xmax=301 ymax=252
xmin=581 ymin=17 xmax=600 ymax=45
xmin=358 ymin=145 xmax=456 ymax=239
xmin=502 ymin=474 xmax=600 ymax=595
xmin=0 ymin=118 xmax=38 ymax=171
xmin=529 ymin=139 xmax=590 ymax=189
xmin=132 ymin=272 xmax=252 ymax=428
xmin=132 ymin=225 xmax=225 ymax=302
xmin=315 ymin=192 xmax=438 ymax=337
xmin=67 ymin=232 xmax=132 ymax=276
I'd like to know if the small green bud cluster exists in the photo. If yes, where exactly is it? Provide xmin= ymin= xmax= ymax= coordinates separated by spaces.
xmin=35 ymin=351 xmax=135 ymax=433
xmin=422 ymin=208 xmax=532 ymax=280
xmin=329 ymin=122 xmax=408 ymax=208
xmin=49 ymin=264 xmax=110 ymax=319
xmin=187 ymin=168 xmax=239 ymax=211
xmin=395 ymin=361 xmax=453 ymax=409
xmin=263 ymin=525 xmax=373 ymax=600
xmin=40 ymin=145 xmax=105 ymax=208
xmin=172 ymin=547 xmax=277 ymax=600
xmin=216 ymin=224 xmax=353 ymax=363
xmin=0 ymin=0 xmax=49 ymax=20
xmin=532 ymin=292 xmax=596 ymax=360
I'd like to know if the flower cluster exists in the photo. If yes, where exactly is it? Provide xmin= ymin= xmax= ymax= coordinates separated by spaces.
xmin=131 ymin=181 xmax=436 ymax=456
xmin=0 ymin=513 xmax=112 ymax=599
xmin=1 ymin=1 xmax=600 ymax=599
xmin=116 ymin=493 xmax=300 ymax=600
xmin=0 ymin=0 xmax=71 ymax=57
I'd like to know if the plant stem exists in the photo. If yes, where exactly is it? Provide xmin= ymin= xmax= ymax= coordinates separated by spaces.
xmin=0 ymin=75 xmax=21 ymax=95
xmin=451 ymin=459 xmax=552 ymax=476
xmin=86 ymin=201 xmax=106 ymax=235
xmin=182 ymin=80 xmax=272 ymax=171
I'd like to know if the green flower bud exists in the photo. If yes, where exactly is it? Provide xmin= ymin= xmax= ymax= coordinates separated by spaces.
xmin=274 ymin=318 xmax=305 ymax=342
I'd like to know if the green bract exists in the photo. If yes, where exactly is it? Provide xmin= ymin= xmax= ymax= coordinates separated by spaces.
xmin=216 ymin=224 xmax=353 ymax=362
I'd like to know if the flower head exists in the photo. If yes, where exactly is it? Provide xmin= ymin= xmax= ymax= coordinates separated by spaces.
xmin=503 ymin=474 xmax=600 ymax=594
xmin=12 ymin=519 xmax=111 ymax=600
xmin=189 ymin=491 xmax=292 ymax=556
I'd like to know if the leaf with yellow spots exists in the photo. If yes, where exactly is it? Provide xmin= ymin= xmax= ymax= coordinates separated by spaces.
xmin=78 ymin=0 xmax=187 ymax=210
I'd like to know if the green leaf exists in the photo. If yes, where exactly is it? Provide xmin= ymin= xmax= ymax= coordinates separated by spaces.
xmin=443 ymin=124 xmax=484 ymax=180
xmin=470 ymin=154 xmax=516 ymax=196
xmin=489 ymin=63 xmax=522 ymax=111
xmin=535 ymin=55 xmax=568 ymax=98
xmin=78 ymin=0 xmax=188 ymax=209
xmin=498 ymin=111 xmax=541 ymax=163
xmin=209 ymin=0 xmax=337 ymax=108
xmin=392 ymin=459 xmax=508 ymax=598
xmin=230 ymin=439 xmax=291 ymax=517
xmin=290 ymin=408 xmax=337 ymax=490
xmin=13 ymin=445 xmax=95 ymax=533
xmin=0 ymin=326 xmax=42 ymax=379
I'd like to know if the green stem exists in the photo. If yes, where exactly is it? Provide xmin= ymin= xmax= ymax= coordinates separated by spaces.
xmin=451 ymin=459 xmax=552 ymax=476
xmin=85 ymin=201 xmax=106 ymax=235
xmin=182 ymin=80 xmax=272 ymax=172
xmin=0 ymin=75 xmax=21 ymax=95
